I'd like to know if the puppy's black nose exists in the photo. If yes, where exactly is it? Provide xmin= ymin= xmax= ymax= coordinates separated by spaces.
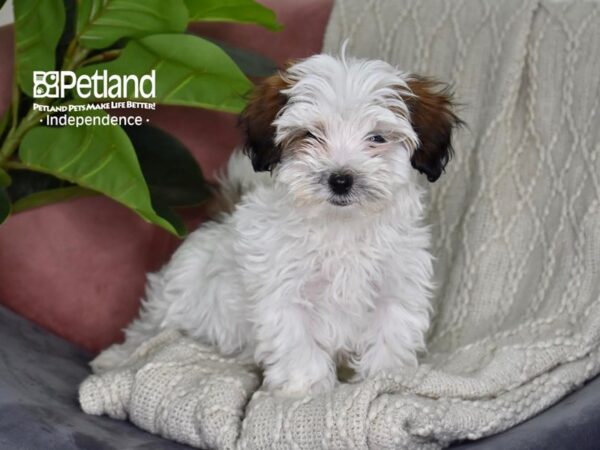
xmin=328 ymin=172 xmax=354 ymax=195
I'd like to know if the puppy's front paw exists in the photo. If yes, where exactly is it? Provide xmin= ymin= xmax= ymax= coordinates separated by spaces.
xmin=263 ymin=359 xmax=338 ymax=397
xmin=353 ymin=345 xmax=418 ymax=380
xmin=268 ymin=375 xmax=337 ymax=398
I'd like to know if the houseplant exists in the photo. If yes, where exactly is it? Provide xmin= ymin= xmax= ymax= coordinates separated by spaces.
xmin=0 ymin=0 xmax=281 ymax=236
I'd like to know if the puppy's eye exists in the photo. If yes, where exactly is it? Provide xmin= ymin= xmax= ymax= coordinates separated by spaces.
xmin=305 ymin=131 xmax=317 ymax=140
xmin=368 ymin=134 xmax=387 ymax=144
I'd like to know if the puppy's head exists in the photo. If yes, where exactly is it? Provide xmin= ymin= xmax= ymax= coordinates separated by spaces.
xmin=240 ymin=54 xmax=461 ymax=211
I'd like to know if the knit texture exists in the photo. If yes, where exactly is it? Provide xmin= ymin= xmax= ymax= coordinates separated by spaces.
xmin=80 ymin=0 xmax=600 ymax=448
xmin=80 ymin=330 xmax=260 ymax=449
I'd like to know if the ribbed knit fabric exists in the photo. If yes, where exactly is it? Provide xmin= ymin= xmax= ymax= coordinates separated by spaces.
xmin=80 ymin=1 xmax=600 ymax=448
xmin=80 ymin=330 xmax=260 ymax=449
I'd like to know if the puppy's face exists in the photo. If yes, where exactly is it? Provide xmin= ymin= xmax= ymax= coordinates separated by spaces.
xmin=240 ymin=55 xmax=461 ymax=212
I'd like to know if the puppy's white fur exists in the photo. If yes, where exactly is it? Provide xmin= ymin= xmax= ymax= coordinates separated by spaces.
xmin=92 ymin=53 xmax=459 ymax=396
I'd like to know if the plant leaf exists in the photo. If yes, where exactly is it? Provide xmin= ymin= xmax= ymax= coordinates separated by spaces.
xmin=76 ymin=0 xmax=188 ymax=49
xmin=0 ymin=187 xmax=10 ymax=224
xmin=6 ymin=169 xmax=66 ymax=201
xmin=14 ymin=0 xmax=65 ymax=96
xmin=151 ymin=200 xmax=186 ymax=237
xmin=77 ymin=34 xmax=253 ymax=113
xmin=209 ymin=39 xmax=276 ymax=77
xmin=11 ymin=186 xmax=97 ymax=213
xmin=184 ymin=0 xmax=282 ymax=31
xmin=55 ymin=0 xmax=77 ymax=69
xmin=18 ymin=111 xmax=185 ymax=236
xmin=0 ymin=168 xmax=11 ymax=188
xmin=123 ymin=124 xmax=211 ymax=207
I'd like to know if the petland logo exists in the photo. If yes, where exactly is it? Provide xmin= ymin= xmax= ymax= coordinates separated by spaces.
xmin=33 ymin=70 xmax=156 ymax=99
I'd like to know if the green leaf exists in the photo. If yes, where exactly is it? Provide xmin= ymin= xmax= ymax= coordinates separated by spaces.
xmin=6 ymin=169 xmax=65 ymax=201
xmin=0 ymin=168 xmax=11 ymax=188
xmin=123 ymin=124 xmax=211 ymax=207
xmin=11 ymin=186 xmax=97 ymax=213
xmin=151 ymin=201 xmax=186 ymax=237
xmin=184 ymin=0 xmax=282 ymax=31
xmin=55 ymin=0 xmax=77 ymax=68
xmin=14 ymin=0 xmax=65 ymax=96
xmin=210 ymin=39 xmax=277 ymax=77
xmin=77 ymin=34 xmax=253 ymax=113
xmin=76 ymin=0 xmax=188 ymax=49
xmin=18 ymin=111 xmax=185 ymax=236
xmin=0 ymin=187 xmax=10 ymax=225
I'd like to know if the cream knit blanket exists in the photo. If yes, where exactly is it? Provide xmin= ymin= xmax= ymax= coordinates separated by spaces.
xmin=80 ymin=0 xmax=600 ymax=448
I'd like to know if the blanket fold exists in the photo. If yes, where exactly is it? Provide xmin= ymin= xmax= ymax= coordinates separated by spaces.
xmin=80 ymin=0 xmax=600 ymax=448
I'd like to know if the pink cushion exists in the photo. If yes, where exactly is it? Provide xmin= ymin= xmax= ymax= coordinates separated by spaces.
xmin=0 ymin=0 xmax=333 ymax=352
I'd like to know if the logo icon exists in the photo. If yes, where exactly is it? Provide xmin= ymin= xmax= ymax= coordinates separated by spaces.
xmin=33 ymin=71 xmax=60 ymax=98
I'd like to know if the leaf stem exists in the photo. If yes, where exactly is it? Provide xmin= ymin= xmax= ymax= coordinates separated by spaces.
xmin=4 ymin=160 xmax=29 ymax=171
xmin=0 ymin=44 xmax=23 ymax=165
xmin=0 ymin=107 xmax=46 ymax=165
xmin=62 ymin=39 xmax=90 ymax=71
xmin=79 ymin=49 xmax=121 ymax=67
xmin=10 ymin=71 xmax=19 ymax=132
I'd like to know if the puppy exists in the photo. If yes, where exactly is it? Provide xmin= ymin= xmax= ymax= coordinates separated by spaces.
xmin=92 ymin=53 xmax=461 ymax=396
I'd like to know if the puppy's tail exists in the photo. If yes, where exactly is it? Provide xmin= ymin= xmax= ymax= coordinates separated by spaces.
xmin=224 ymin=148 xmax=272 ymax=191
xmin=208 ymin=148 xmax=272 ymax=217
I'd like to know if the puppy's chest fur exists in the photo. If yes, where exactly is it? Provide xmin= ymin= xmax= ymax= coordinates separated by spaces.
xmin=234 ymin=186 xmax=420 ymax=350
xmin=297 ymin=242 xmax=384 ymax=352
xmin=299 ymin=233 xmax=384 ymax=308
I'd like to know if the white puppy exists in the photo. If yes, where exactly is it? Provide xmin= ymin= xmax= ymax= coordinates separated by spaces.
xmin=92 ymin=53 xmax=461 ymax=396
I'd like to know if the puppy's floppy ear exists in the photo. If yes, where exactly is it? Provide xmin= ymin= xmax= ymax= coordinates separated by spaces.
xmin=404 ymin=76 xmax=463 ymax=182
xmin=239 ymin=72 xmax=290 ymax=172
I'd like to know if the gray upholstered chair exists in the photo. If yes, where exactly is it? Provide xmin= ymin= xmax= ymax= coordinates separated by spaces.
xmin=1 ymin=305 xmax=599 ymax=450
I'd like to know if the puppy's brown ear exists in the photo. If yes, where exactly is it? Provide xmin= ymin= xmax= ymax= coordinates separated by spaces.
xmin=239 ymin=72 xmax=290 ymax=172
xmin=405 ymin=76 xmax=462 ymax=182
